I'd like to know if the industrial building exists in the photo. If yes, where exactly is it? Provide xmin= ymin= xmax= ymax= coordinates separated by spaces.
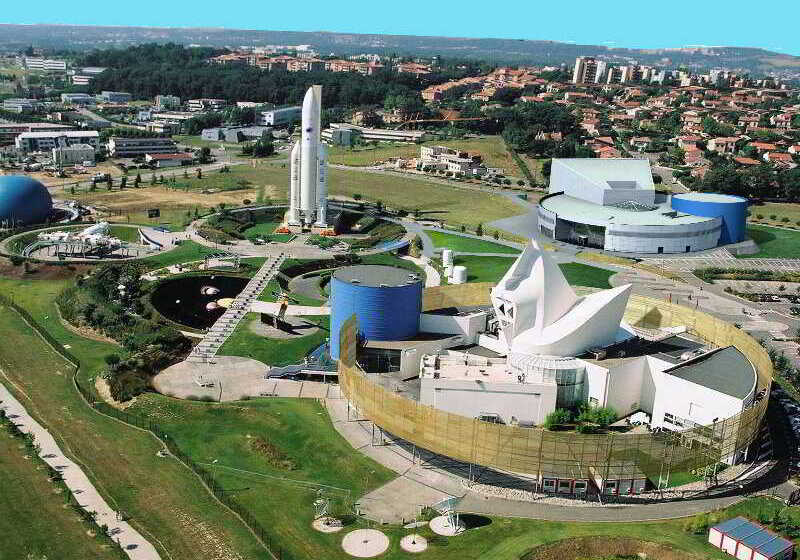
xmin=322 ymin=123 xmax=429 ymax=145
xmin=201 ymin=126 xmax=272 ymax=143
xmin=2 ymin=98 xmax=43 ymax=113
xmin=187 ymin=98 xmax=227 ymax=112
xmin=15 ymin=130 xmax=99 ymax=153
xmin=60 ymin=93 xmax=96 ymax=105
xmin=257 ymin=106 xmax=302 ymax=127
xmin=0 ymin=176 xmax=54 ymax=227
xmin=145 ymin=152 xmax=194 ymax=168
xmin=107 ymin=137 xmax=178 ymax=158
xmin=537 ymin=159 xmax=748 ymax=253
xmin=0 ymin=122 xmax=73 ymax=146
xmin=98 ymin=91 xmax=132 ymax=103
xmin=335 ymin=239 xmax=769 ymax=493
xmin=52 ymin=143 xmax=96 ymax=166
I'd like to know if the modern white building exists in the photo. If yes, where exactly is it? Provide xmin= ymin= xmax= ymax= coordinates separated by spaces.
xmin=187 ymin=98 xmax=227 ymax=112
xmin=60 ymin=93 xmax=96 ymax=105
xmin=15 ymin=130 xmax=99 ymax=153
xmin=419 ymin=239 xmax=757 ymax=440
xmin=537 ymin=159 xmax=747 ymax=254
xmin=2 ymin=98 xmax=43 ymax=113
xmin=322 ymin=123 xmax=429 ymax=144
xmin=23 ymin=57 xmax=66 ymax=71
xmin=287 ymin=86 xmax=328 ymax=229
xmin=258 ymin=106 xmax=302 ymax=127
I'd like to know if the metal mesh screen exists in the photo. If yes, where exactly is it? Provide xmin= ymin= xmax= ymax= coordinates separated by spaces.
xmin=339 ymin=285 xmax=771 ymax=483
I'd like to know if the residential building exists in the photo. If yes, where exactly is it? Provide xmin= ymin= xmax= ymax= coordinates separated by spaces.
xmin=52 ymin=143 xmax=96 ymax=166
xmin=145 ymin=153 xmax=194 ymax=168
xmin=707 ymin=136 xmax=739 ymax=154
xmin=98 ymin=91 xmax=132 ymax=103
xmin=15 ymin=130 xmax=99 ymax=153
xmin=572 ymin=57 xmax=606 ymax=84
xmin=187 ymin=98 xmax=227 ymax=112
xmin=155 ymin=95 xmax=181 ymax=110
xmin=257 ymin=106 xmax=302 ymax=127
xmin=763 ymin=152 xmax=794 ymax=165
xmin=60 ymin=93 xmax=96 ymax=105
xmin=2 ymin=98 xmax=42 ymax=113
xmin=107 ymin=137 xmax=178 ymax=158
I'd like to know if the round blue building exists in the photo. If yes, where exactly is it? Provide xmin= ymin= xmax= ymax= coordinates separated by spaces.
xmin=329 ymin=265 xmax=423 ymax=359
xmin=0 ymin=175 xmax=53 ymax=227
xmin=671 ymin=193 xmax=748 ymax=245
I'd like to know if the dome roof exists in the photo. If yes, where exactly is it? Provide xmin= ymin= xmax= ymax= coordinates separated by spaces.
xmin=0 ymin=175 xmax=53 ymax=226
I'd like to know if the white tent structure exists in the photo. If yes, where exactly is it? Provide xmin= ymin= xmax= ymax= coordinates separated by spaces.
xmin=490 ymin=239 xmax=634 ymax=357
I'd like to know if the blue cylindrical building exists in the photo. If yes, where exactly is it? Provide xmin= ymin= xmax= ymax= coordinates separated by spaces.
xmin=330 ymin=265 xmax=423 ymax=359
xmin=671 ymin=193 xmax=748 ymax=245
xmin=0 ymin=175 xmax=53 ymax=226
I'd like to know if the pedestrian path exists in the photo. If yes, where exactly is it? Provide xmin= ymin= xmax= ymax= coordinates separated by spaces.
xmin=189 ymin=253 xmax=285 ymax=362
xmin=0 ymin=383 xmax=161 ymax=560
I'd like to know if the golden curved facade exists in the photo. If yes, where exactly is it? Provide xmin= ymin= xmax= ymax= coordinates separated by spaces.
xmin=338 ymin=283 xmax=771 ymax=485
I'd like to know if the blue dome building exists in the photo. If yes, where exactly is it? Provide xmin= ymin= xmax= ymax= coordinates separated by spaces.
xmin=0 ymin=176 xmax=53 ymax=227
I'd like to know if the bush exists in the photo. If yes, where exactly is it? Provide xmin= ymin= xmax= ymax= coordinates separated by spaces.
xmin=756 ymin=214 xmax=764 ymax=220
xmin=770 ymin=214 xmax=777 ymax=220
xmin=782 ymin=217 xmax=791 ymax=223
xmin=543 ymin=408 xmax=572 ymax=430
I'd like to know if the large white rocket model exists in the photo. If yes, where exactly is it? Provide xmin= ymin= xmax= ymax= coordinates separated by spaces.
xmin=288 ymin=85 xmax=328 ymax=228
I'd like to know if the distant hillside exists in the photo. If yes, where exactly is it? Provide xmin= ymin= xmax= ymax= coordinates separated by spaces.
xmin=1 ymin=24 xmax=799 ymax=76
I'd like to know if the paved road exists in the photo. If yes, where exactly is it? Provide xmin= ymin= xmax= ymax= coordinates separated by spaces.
xmin=0 ymin=382 xmax=161 ymax=559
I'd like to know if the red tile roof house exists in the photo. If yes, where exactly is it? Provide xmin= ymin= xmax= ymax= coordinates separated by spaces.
xmin=749 ymin=142 xmax=778 ymax=154
xmin=707 ymin=136 xmax=740 ymax=154
xmin=734 ymin=156 xmax=761 ymax=166
xmin=788 ymin=145 xmax=800 ymax=155
xmin=763 ymin=152 xmax=794 ymax=165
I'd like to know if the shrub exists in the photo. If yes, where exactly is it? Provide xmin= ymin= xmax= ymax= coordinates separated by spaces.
xmin=543 ymin=408 xmax=572 ymax=430
xmin=770 ymin=214 xmax=777 ymax=220
xmin=756 ymin=214 xmax=764 ymax=220
xmin=782 ymin=217 xmax=791 ymax=223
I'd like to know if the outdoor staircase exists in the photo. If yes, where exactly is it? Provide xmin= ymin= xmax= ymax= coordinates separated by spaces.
xmin=188 ymin=252 xmax=286 ymax=363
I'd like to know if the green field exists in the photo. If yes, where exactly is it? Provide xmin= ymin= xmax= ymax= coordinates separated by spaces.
xmin=139 ymin=240 xmax=218 ymax=269
xmin=741 ymin=224 xmax=800 ymax=259
xmin=0 ymin=294 xmax=272 ymax=560
xmin=428 ymin=230 xmax=521 ymax=254
xmin=453 ymin=256 xmax=614 ymax=288
xmin=327 ymin=136 xmax=527 ymax=177
xmin=218 ymin=313 xmax=329 ymax=366
xmin=0 ymin=422 xmax=121 ymax=560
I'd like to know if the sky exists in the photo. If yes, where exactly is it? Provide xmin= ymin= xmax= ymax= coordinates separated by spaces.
xmin=5 ymin=0 xmax=800 ymax=56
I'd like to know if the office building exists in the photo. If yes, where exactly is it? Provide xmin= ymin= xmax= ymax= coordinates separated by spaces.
xmin=15 ymin=130 xmax=99 ymax=153
xmin=572 ymin=57 xmax=606 ymax=84
xmin=107 ymin=137 xmax=178 ymax=158
xmin=257 ymin=106 xmax=302 ymax=127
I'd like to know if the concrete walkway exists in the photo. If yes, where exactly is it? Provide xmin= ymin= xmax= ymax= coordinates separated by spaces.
xmin=0 ymin=383 xmax=161 ymax=560
xmin=401 ymin=255 xmax=441 ymax=287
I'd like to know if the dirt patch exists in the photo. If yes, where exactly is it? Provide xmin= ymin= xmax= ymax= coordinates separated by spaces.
xmin=522 ymin=537 xmax=702 ymax=560
xmin=94 ymin=377 xmax=136 ymax=410
xmin=0 ymin=258 xmax=92 ymax=280
xmin=247 ymin=315 xmax=319 ymax=340
xmin=249 ymin=436 xmax=298 ymax=470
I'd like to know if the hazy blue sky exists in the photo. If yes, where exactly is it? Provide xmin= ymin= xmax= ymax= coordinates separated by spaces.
xmin=5 ymin=0 xmax=799 ymax=56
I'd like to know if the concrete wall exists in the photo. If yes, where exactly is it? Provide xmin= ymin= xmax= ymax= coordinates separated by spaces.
xmin=651 ymin=375 xmax=745 ymax=431
xmin=419 ymin=311 xmax=487 ymax=344
xmin=605 ymin=220 xmax=722 ymax=253
xmin=420 ymin=377 xmax=557 ymax=426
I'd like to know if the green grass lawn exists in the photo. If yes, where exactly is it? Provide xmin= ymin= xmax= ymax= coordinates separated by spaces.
xmin=740 ymin=224 xmax=800 ymax=259
xmin=427 ymin=230 xmax=520 ymax=254
xmin=126 ymin=396 xmax=396 ymax=559
xmin=138 ymin=240 xmax=218 ymax=269
xmin=218 ymin=314 xmax=330 ymax=366
xmin=558 ymin=262 xmax=615 ymax=289
xmin=0 ymin=294 xmax=272 ymax=560
xmin=327 ymin=136 xmax=527 ymax=177
xmin=453 ymin=257 xmax=613 ymax=288
xmin=0 ymin=423 xmax=122 ymax=560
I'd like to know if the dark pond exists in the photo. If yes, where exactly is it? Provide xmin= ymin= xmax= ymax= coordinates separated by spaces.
xmin=150 ymin=274 xmax=249 ymax=329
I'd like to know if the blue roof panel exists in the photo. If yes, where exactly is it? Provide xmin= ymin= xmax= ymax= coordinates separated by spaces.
xmin=758 ymin=534 xmax=793 ymax=557
xmin=712 ymin=516 xmax=748 ymax=533
xmin=713 ymin=516 xmax=793 ymax=557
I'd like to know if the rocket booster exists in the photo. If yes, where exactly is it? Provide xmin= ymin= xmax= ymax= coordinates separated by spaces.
xmin=299 ymin=85 xmax=322 ymax=222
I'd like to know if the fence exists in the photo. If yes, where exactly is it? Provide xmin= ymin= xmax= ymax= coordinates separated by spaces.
xmin=339 ymin=285 xmax=772 ymax=486
xmin=0 ymin=294 xmax=293 ymax=560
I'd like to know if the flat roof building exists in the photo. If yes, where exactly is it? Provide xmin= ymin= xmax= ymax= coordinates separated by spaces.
xmin=538 ymin=158 xmax=747 ymax=254
xmin=107 ymin=137 xmax=178 ymax=158
xmin=257 ymin=106 xmax=302 ymax=127
xmin=15 ymin=130 xmax=99 ymax=153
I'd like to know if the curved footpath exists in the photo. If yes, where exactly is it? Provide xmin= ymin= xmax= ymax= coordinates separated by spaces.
xmin=0 ymin=382 xmax=161 ymax=560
